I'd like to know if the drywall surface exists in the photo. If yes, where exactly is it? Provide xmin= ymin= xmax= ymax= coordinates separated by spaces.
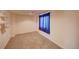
xmin=37 ymin=11 xmax=79 ymax=48
xmin=11 ymin=13 xmax=37 ymax=35
xmin=0 ymin=11 xmax=12 ymax=48
xmin=51 ymin=11 xmax=79 ymax=48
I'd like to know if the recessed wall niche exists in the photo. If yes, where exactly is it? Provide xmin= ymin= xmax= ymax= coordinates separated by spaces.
xmin=0 ymin=14 xmax=7 ymax=34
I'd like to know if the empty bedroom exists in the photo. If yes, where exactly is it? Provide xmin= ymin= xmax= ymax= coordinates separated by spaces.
xmin=0 ymin=10 xmax=79 ymax=49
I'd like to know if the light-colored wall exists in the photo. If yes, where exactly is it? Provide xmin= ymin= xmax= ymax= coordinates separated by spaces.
xmin=0 ymin=11 xmax=12 ymax=48
xmin=10 ymin=13 xmax=17 ymax=37
xmin=37 ymin=11 xmax=79 ymax=49
xmin=52 ymin=11 xmax=79 ymax=48
xmin=11 ymin=13 xmax=37 ymax=35
xmin=0 ymin=12 xmax=37 ymax=48
xmin=0 ymin=10 xmax=79 ymax=49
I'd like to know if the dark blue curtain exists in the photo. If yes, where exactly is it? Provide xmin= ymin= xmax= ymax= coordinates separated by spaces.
xmin=39 ymin=13 xmax=50 ymax=34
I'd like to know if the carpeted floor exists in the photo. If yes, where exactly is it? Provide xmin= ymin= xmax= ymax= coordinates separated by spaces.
xmin=5 ymin=32 xmax=61 ymax=49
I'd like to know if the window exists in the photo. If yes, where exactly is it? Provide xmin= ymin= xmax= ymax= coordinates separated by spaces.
xmin=39 ymin=13 xmax=50 ymax=34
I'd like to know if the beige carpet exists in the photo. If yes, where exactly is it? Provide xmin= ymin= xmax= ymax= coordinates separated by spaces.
xmin=5 ymin=32 xmax=61 ymax=49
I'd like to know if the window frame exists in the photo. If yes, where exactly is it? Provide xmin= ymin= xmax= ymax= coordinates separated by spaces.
xmin=39 ymin=12 xmax=50 ymax=34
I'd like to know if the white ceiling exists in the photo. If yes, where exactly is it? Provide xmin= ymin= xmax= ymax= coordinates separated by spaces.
xmin=9 ymin=10 xmax=50 ymax=15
